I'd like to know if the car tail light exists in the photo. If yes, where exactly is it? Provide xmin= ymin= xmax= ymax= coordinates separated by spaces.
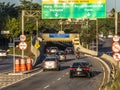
xmin=64 ymin=55 xmax=66 ymax=58
xmin=43 ymin=61 xmax=46 ymax=65
xmin=70 ymin=68 xmax=76 ymax=70
xmin=54 ymin=61 xmax=58 ymax=64
xmin=83 ymin=67 xmax=89 ymax=71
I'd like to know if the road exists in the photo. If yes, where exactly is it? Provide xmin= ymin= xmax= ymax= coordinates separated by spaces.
xmin=0 ymin=55 xmax=106 ymax=90
xmin=0 ymin=56 xmax=13 ymax=73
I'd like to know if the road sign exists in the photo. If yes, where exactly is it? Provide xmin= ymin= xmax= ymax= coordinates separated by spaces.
xmin=113 ymin=35 xmax=119 ymax=42
xmin=8 ymin=43 xmax=15 ymax=47
xmin=1 ymin=31 xmax=10 ymax=34
xmin=34 ymin=41 xmax=40 ymax=49
xmin=18 ymin=42 xmax=27 ymax=50
xmin=49 ymin=34 xmax=69 ymax=38
xmin=20 ymin=34 xmax=26 ymax=42
xmin=113 ymin=53 xmax=120 ymax=62
xmin=42 ymin=0 xmax=106 ymax=19
xmin=112 ymin=42 xmax=120 ymax=52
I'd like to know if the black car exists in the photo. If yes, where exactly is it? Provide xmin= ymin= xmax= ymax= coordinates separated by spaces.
xmin=65 ymin=47 xmax=74 ymax=54
xmin=69 ymin=61 xmax=92 ymax=78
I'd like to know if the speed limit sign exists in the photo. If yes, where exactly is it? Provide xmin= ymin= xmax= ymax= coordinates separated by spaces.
xmin=18 ymin=42 xmax=27 ymax=50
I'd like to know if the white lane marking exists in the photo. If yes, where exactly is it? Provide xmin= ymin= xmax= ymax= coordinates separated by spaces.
xmin=57 ymin=77 xmax=61 ymax=80
xmin=44 ymin=85 xmax=50 ymax=89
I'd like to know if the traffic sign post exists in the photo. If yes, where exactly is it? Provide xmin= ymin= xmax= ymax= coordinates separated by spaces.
xmin=112 ymin=35 xmax=120 ymax=63
xmin=112 ymin=42 xmax=120 ymax=53
xmin=20 ymin=34 xmax=26 ymax=42
xmin=34 ymin=40 xmax=40 ymax=49
xmin=18 ymin=42 xmax=27 ymax=50
xmin=19 ymin=34 xmax=27 ymax=58
xmin=113 ymin=53 xmax=120 ymax=62
xmin=113 ymin=35 xmax=119 ymax=42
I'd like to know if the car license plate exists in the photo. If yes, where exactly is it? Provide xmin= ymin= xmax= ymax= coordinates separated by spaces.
xmin=77 ymin=68 xmax=82 ymax=71
xmin=77 ymin=72 xmax=81 ymax=74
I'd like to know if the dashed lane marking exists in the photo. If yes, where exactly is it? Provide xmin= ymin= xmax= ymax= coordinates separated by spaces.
xmin=57 ymin=77 xmax=61 ymax=80
xmin=44 ymin=85 xmax=50 ymax=89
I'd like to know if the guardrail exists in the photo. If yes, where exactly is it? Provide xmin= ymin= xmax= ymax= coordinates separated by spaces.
xmin=78 ymin=44 xmax=118 ymax=90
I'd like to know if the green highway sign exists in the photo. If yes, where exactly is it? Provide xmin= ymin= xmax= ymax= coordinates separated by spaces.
xmin=42 ymin=0 xmax=106 ymax=19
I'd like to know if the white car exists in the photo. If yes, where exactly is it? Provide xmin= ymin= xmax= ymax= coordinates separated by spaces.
xmin=0 ymin=50 xmax=7 ymax=57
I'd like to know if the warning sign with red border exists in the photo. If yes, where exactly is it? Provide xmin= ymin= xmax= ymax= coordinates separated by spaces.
xmin=20 ymin=34 xmax=26 ymax=42
xmin=18 ymin=42 xmax=27 ymax=50
xmin=112 ymin=42 xmax=120 ymax=53
xmin=113 ymin=53 xmax=120 ymax=62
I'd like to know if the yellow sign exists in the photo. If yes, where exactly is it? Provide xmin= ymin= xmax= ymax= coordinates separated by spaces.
xmin=34 ymin=41 xmax=40 ymax=49
xmin=42 ymin=0 xmax=106 ymax=4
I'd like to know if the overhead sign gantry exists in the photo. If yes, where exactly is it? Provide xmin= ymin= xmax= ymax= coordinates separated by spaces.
xmin=42 ymin=0 xmax=106 ymax=19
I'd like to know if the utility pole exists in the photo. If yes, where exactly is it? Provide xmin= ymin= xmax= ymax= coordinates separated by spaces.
xmin=96 ymin=19 xmax=98 ymax=52
xmin=22 ymin=10 xmax=25 ymax=58
xmin=115 ymin=0 xmax=118 ymax=35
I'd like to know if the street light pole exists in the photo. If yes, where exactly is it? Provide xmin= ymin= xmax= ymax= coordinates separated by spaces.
xmin=96 ymin=19 xmax=98 ymax=52
xmin=114 ymin=0 xmax=118 ymax=35
xmin=22 ymin=10 xmax=25 ymax=58
xmin=13 ymin=38 xmax=15 ymax=73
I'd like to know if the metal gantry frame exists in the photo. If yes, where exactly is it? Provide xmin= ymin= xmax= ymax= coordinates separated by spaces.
xmin=21 ymin=10 xmax=40 ymax=58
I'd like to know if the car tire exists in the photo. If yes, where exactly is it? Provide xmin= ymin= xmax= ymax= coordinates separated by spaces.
xmin=87 ymin=73 xmax=91 ymax=78
xmin=56 ymin=67 xmax=60 ymax=71
xmin=43 ymin=69 xmax=46 ymax=72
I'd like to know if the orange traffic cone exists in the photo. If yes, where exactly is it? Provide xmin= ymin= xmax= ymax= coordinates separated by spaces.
xmin=15 ymin=58 xmax=20 ymax=72
xmin=20 ymin=58 xmax=26 ymax=72
xmin=26 ymin=57 xmax=32 ymax=70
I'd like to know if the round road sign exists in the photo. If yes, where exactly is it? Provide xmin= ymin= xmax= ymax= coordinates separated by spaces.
xmin=20 ymin=34 xmax=26 ymax=41
xmin=113 ymin=53 xmax=120 ymax=62
xmin=112 ymin=42 xmax=120 ymax=52
xmin=18 ymin=42 xmax=27 ymax=50
xmin=113 ymin=35 xmax=119 ymax=42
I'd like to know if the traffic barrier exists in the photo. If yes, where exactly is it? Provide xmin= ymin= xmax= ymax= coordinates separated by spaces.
xmin=20 ymin=58 xmax=27 ymax=72
xmin=15 ymin=58 xmax=20 ymax=72
xmin=26 ymin=57 xmax=32 ymax=70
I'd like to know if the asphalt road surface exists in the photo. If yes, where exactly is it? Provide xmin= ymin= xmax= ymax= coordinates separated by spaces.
xmin=1 ymin=55 xmax=105 ymax=90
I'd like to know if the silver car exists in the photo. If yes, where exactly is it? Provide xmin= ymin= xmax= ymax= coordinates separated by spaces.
xmin=56 ymin=51 xmax=66 ymax=61
xmin=0 ymin=50 xmax=7 ymax=57
xmin=42 ymin=57 xmax=60 ymax=71
xmin=49 ymin=47 xmax=58 ymax=54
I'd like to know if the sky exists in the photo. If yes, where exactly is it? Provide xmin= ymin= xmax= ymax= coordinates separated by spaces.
xmin=0 ymin=0 xmax=120 ymax=12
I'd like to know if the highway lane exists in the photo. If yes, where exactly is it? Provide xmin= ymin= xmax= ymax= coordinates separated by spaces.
xmin=0 ymin=56 xmax=13 ymax=73
xmin=1 ymin=55 xmax=105 ymax=90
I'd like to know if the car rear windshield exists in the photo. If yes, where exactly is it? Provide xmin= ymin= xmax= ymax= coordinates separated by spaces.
xmin=45 ymin=58 xmax=57 ymax=61
xmin=57 ymin=52 xmax=64 ymax=55
xmin=72 ymin=62 xmax=89 ymax=67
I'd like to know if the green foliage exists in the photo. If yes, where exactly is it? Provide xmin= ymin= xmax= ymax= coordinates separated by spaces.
xmin=0 ymin=0 xmax=120 ymax=46
xmin=5 ymin=17 xmax=20 ymax=37
xmin=107 ymin=71 xmax=120 ymax=90
xmin=0 ymin=2 xmax=18 ymax=30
